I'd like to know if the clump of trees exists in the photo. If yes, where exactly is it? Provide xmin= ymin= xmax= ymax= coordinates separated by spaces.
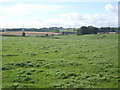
xmin=77 ymin=26 xmax=118 ymax=35
xmin=77 ymin=26 xmax=98 ymax=35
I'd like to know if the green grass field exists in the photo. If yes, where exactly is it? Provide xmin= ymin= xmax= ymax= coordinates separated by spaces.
xmin=2 ymin=34 xmax=119 ymax=88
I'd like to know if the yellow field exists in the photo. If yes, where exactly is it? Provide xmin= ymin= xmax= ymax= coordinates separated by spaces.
xmin=0 ymin=31 xmax=61 ymax=36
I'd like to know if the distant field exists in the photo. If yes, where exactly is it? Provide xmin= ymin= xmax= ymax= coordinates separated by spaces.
xmin=2 ymin=34 xmax=119 ymax=88
xmin=0 ymin=31 xmax=60 ymax=36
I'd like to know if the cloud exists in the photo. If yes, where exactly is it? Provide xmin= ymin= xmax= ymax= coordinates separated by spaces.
xmin=0 ymin=12 xmax=117 ymax=28
xmin=0 ymin=3 xmax=62 ymax=28
xmin=59 ymin=13 xmax=83 ymax=21
xmin=105 ymin=3 xmax=118 ymax=13
xmin=0 ymin=3 xmax=61 ymax=17
xmin=0 ymin=3 xmax=118 ymax=28
xmin=34 ymin=13 xmax=117 ymax=28
xmin=53 ymin=13 xmax=117 ymax=27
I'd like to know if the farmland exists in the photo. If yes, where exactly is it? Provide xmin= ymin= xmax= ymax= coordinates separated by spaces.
xmin=0 ymin=31 xmax=60 ymax=36
xmin=2 ymin=34 xmax=119 ymax=88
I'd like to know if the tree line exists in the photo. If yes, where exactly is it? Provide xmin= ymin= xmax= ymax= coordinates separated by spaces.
xmin=1 ymin=26 xmax=118 ymax=35
xmin=2 ymin=27 xmax=62 ymax=33
xmin=76 ymin=26 xmax=118 ymax=35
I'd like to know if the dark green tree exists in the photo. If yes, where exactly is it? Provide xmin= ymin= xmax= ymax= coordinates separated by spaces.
xmin=77 ymin=26 xmax=98 ymax=35
xmin=99 ymin=27 xmax=110 ymax=32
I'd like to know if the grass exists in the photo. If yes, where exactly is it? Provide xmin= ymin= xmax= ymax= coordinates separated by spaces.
xmin=2 ymin=34 xmax=119 ymax=88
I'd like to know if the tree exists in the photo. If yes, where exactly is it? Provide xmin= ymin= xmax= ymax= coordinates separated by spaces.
xmin=80 ymin=26 xmax=88 ymax=35
xmin=99 ymin=27 xmax=110 ymax=32
xmin=94 ymin=27 xmax=98 ymax=34
xmin=87 ymin=26 xmax=98 ymax=34
xmin=88 ymin=26 xmax=94 ymax=34
xmin=22 ymin=32 xmax=25 ymax=37
xmin=77 ymin=26 xmax=98 ymax=35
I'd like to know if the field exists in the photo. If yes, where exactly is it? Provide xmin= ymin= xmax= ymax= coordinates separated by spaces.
xmin=0 ymin=31 xmax=60 ymax=36
xmin=2 ymin=34 xmax=119 ymax=88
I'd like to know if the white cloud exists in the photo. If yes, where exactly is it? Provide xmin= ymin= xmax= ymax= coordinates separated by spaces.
xmin=34 ymin=13 xmax=117 ymax=28
xmin=105 ymin=3 xmax=118 ymax=13
xmin=104 ymin=3 xmax=118 ymax=27
xmin=59 ymin=13 xmax=83 ymax=21
xmin=0 ymin=3 xmax=62 ymax=28
xmin=0 ymin=3 xmax=118 ymax=28
xmin=0 ymin=12 xmax=118 ymax=28
xmin=0 ymin=3 xmax=61 ymax=17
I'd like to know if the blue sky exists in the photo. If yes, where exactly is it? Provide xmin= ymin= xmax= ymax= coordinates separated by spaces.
xmin=0 ymin=0 xmax=118 ymax=28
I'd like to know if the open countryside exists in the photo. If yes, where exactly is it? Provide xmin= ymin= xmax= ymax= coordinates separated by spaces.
xmin=1 ymin=30 xmax=119 ymax=88
xmin=0 ymin=1 xmax=119 ymax=89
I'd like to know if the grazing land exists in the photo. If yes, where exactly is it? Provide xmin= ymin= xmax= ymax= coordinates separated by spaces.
xmin=2 ymin=34 xmax=119 ymax=88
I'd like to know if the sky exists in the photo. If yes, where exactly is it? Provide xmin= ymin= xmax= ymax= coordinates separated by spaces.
xmin=0 ymin=0 xmax=119 ymax=28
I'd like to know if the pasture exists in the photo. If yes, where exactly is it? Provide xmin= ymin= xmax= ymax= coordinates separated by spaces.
xmin=2 ymin=34 xmax=119 ymax=88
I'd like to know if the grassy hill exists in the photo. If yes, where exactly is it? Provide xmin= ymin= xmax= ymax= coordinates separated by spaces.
xmin=2 ymin=34 xmax=119 ymax=88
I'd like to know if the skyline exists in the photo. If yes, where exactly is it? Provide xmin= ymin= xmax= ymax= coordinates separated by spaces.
xmin=0 ymin=0 xmax=118 ymax=28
